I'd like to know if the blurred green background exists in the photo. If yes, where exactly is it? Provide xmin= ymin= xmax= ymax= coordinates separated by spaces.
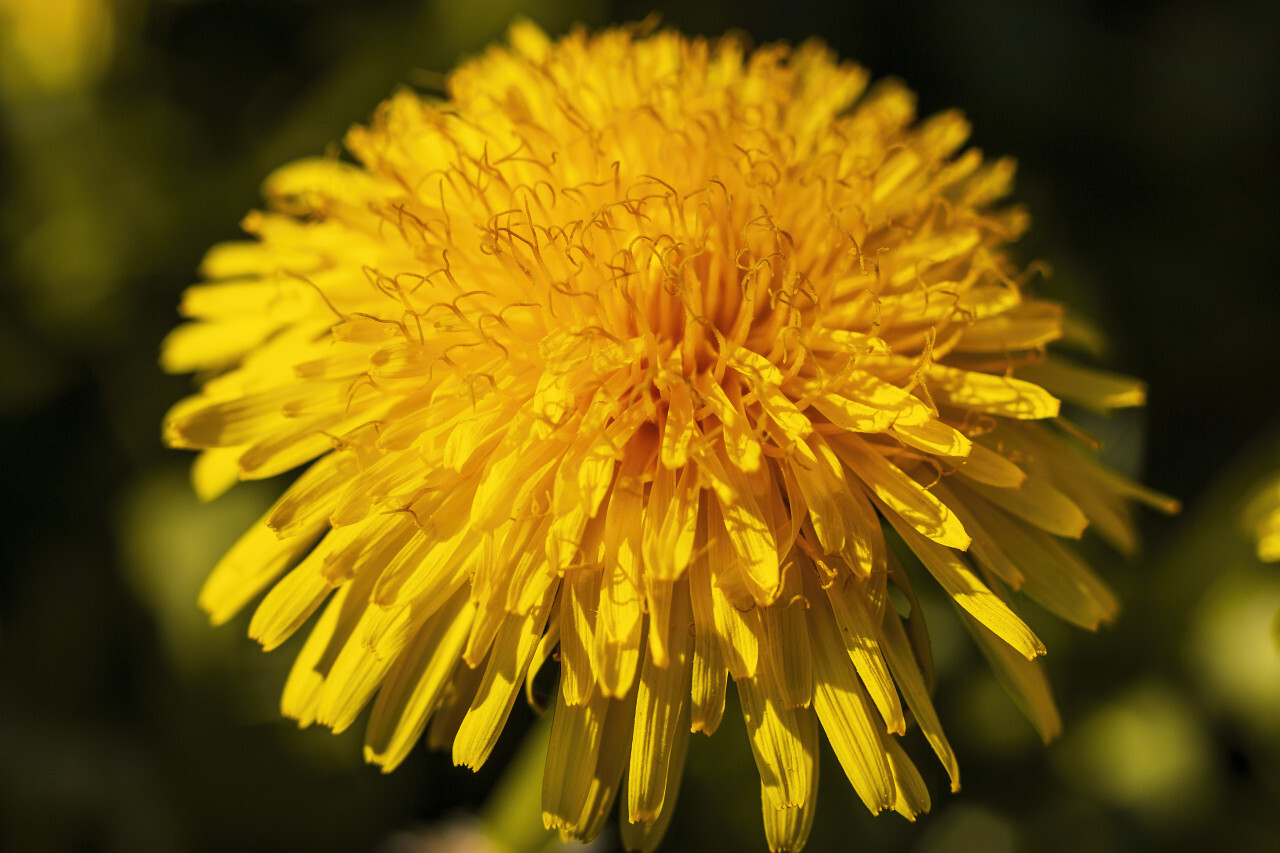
xmin=1 ymin=1 xmax=1278 ymax=851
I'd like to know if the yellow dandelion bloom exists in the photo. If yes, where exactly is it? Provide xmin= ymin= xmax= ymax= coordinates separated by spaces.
xmin=1245 ymin=477 xmax=1280 ymax=562
xmin=162 ymin=22 xmax=1178 ymax=851
xmin=0 ymin=0 xmax=115 ymax=99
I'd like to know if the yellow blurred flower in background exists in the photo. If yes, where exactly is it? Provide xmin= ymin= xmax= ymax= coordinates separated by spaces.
xmin=162 ymin=21 xmax=1176 ymax=851
xmin=0 ymin=0 xmax=116 ymax=99
xmin=1244 ymin=475 xmax=1280 ymax=563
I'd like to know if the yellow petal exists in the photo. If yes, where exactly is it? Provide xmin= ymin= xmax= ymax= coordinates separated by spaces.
xmin=160 ymin=317 xmax=279 ymax=373
xmin=249 ymin=523 xmax=364 ymax=650
xmin=524 ymin=597 xmax=562 ymax=714
xmin=882 ymin=734 xmax=931 ymax=821
xmin=552 ymin=388 xmax=629 ymax=518
xmin=453 ymin=587 xmax=557 ymax=770
xmin=884 ymin=554 xmax=934 ymax=691
xmin=660 ymin=381 xmax=700 ymax=469
xmin=962 ymin=475 xmax=1088 ymax=539
xmin=643 ymin=463 xmax=700 ymax=581
xmin=810 ymin=391 xmax=894 ymax=433
xmin=697 ymin=374 xmax=762 ymax=473
xmin=627 ymin=579 xmax=692 ymax=823
xmin=371 ymin=522 xmax=477 ymax=611
xmin=191 ymin=445 xmax=246 ymax=502
xmin=1081 ymin=454 xmax=1181 ymax=515
xmin=280 ymin=565 xmax=379 ymax=726
xmin=730 ymin=347 xmax=813 ymax=441
xmin=598 ymin=450 xmax=648 ymax=696
xmin=340 ymin=513 xmax=418 ymax=599
xmin=564 ymin=691 xmax=638 ymax=842
xmin=1015 ymin=357 xmax=1146 ymax=410
xmin=364 ymin=587 xmax=475 ymax=771
xmin=619 ymin=697 xmax=689 ymax=852
xmin=931 ymin=483 xmax=1024 ymax=591
xmin=957 ymin=149 xmax=1016 ymax=201
xmin=838 ymin=482 xmax=885 ymax=577
xmin=689 ymin=521 xmax=730 ymax=735
xmin=785 ymin=433 xmax=858 ymax=555
xmin=264 ymin=452 xmax=350 ymax=538
xmin=844 ymin=373 xmax=934 ymax=426
xmin=1002 ymin=424 xmax=1152 ymax=553
xmin=952 ymin=489 xmax=1118 ymax=629
xmin=832 ymin=435 xmax=970 ymax=550
xmin=264 ymin=156 xmax=401 ymax=211
xmin=690 ymin=621 xmax=728 ymax=736
xmin=237 ymin=422 xmax=344 ymax=481
xmin=561 ymin=568 xmax=602 ymax=706
xmin=958 ymin=605 xmax=1061 ymax=742
xmin=166 ymin=383 xmax=321 ymax=449
xmin=951 ymin=442 xmax=1027 ymax=489
xmin=954 ymin=301 xmax=1063 ymax=352
xmin=890 ymin=418 xmax=972 ymax=458
xmin=927 ymin=364 xmax=1060 ymax=420
xmin=703 ymin=502 xmax=763 ymax=679
xmin=707 ymin=448 xmax=781 ymax=604
xmin=316 ymin=603 xmax=410 ymax=733
xmin=176 ymin=277 xmax=295 ymax=320
xmin=806 ymin=585 xmax=894 ymax=813
xmin=425 ymin=658 xmax=486 ymax=751
xmin=462 ymin=597 xmax=507 ymax=669
xmin=543 ymin=685 xmax=608 ymax=830
xmin=327 ymin=448 xmax=428 ymax=526
xmin=505 ymin=517 xmax=558 ymax=615
xmin=885 ymin=511 xmax=1045 ymax=661
xmin=280 ymin=581 xmax=349 ymax=728
xmin=823 ymin=574 xmax=905 ymax=735
xmin=879 ymin=606 xmax=959 ymax=791
xmin=470 ymin=421 xmax=570 ymax=531
xmin=761 ymin=707 xmax=818 ymax=853
xmin=198 ymin=515 xmax=325 ymax=625
xmin=758 ymin=556 xmax=813 ymax=710
xmin=737 ymin=672 xmax=813 ymax=811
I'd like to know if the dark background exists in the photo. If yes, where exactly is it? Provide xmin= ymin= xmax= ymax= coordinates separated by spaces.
xmin=2 ymin=1 xmax=1278 ymax=851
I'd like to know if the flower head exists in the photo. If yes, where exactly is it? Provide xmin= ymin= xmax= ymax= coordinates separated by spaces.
xmin=1246 ymin=477 xmax=1280 ymax=563
xmin=0 ymin=0 xmax=115 ymax=99
xmin=163 ymin=21 xmax=1176 ymax=852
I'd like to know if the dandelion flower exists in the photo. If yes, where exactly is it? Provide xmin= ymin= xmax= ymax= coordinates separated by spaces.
xmin=162 ymin=22 xmax=1177 ymax=852
xmin=1245 ymin=476 xmax=1280 ymax=562
xmin=0 ymin=0 xmax=116 ymax=99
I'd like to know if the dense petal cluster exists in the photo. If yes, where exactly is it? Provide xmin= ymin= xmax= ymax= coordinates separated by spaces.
xmin=163 ymin=22 xmax=1176 ymax=851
